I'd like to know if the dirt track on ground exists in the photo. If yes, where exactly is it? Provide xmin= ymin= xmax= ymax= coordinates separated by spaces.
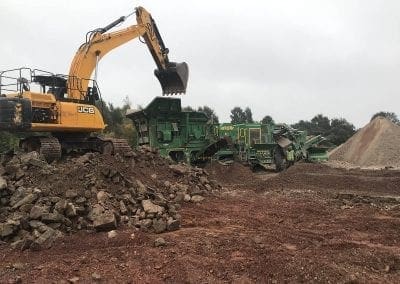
xmin=1 ymin=163 xmax=400 ymax=283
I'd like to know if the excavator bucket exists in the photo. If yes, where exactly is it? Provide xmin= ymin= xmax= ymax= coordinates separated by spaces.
xmin=154 ymin=62 xmax=188 ymax=95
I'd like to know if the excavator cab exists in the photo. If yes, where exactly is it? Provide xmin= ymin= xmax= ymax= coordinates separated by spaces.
xmin=154 ymin=62 xmax=188 ymax=95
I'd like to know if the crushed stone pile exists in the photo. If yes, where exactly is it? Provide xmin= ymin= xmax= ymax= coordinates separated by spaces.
xmin=0 ymin=146 xmax=220 ymax=250
xmin=330 ymin=117 xmax=400 ymax=167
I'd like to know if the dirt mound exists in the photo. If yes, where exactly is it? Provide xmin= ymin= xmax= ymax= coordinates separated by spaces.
xmin=265 ymin=162 xmax=400 ymax=196
xmin=0 ymin=147 xmax=220 ymax=249
xmin=330 ymin=117 xmax=400 ymax=167
xmin=205 ymin=162 xmax=256 ymax=185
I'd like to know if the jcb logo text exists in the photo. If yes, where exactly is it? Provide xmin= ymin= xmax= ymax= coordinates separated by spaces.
xmin=77 ymin=106 xmax=95 ymax=114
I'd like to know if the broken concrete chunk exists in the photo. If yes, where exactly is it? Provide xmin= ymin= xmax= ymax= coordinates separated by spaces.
xmin=0 ymin=223 xmax=16 ymax=238
xmin=12 ymin=193 xmax=38 ymax=210
xmin=199 ymin=176 xmax=209 ymax=185
xmin=0 ymin=176 xmax=7 ymax=190
xmin=65 ymin=203 xmax=77 ymax=217
xmin=19 ymin=151 xmax=40 ymax=164
xmin=97 ymin=191 xmax=109 ymax=204
xmin=183 ymin=194 xmax=191 ymax=202
xmin=191 ymin=195 xmax=205 ymax=203
xmin=167 ymin=218 xmax=180 ymax=231
xmin=107 ymin=230 xmax=118 ymax=238
xmin=15 ymin=169 xmax=25 ymax=181
xmin=41 ymin=213 xmax=63 ymax=223
xmin=119 ymin=200 xmax=128 ymax=215
xmin=152 ymin=218 xmax=167 ymax=234
xmin=154 ymin=237 xmax=166 ymax=247
xmin=54 ymin=199 xmax=68 ymax=213
xmin=32 ymin=227 xmax=63 ymax=249
xmin=93 ymin=211 xmax=117 ymax=231
xmin=136 ymin=180 xmax=147 ymax=195
xmin=29 ymin=206 xmax=48 ymax=220
xmin=65 ymin=189 xmax=78 ymax=199
xmin=142 ymin=200 xmax=164 ymax=215
xmin=169 ymin=164 xmax=189 ymax=175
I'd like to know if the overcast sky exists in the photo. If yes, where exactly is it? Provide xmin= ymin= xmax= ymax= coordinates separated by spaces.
xmin=1 ymin=0 xmax=399 ymax=128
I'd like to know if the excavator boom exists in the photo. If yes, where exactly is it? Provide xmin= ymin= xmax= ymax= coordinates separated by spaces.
xmin=0 ymin=6 xmax=188 ymax=161
xmin=67 ymin=6 xmax=188 ymax=99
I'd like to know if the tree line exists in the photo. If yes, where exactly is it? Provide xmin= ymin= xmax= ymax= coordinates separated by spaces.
xmin=0 ymin=100 xmax=398 ymax=153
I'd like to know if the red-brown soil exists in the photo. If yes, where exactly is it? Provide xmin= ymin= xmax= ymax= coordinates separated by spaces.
xmin=1 ymin=163 xmax=400 ymax=283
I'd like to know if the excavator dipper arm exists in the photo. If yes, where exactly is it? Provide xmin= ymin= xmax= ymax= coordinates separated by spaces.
xmin=67 ymin=6 xmax=188 ymax=100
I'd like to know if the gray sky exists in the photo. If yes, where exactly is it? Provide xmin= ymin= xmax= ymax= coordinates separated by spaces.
xmin=1 ymin=0 xmax=399 ymax=128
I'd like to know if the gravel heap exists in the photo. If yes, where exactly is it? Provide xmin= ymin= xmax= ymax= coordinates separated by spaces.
xmin=0 ymin=147 xmax=220 ymax=250
xmin=330 ymin=117 xmax=400 ymax=167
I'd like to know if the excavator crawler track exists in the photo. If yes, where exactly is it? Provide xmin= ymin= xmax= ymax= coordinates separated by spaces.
xmin=106 ymin=138 xmax=134 ymax=156
xmin=39 ymin=137 xmax=62 ymax=162
xmin=21 ymin=136 xmax=61 ymax=162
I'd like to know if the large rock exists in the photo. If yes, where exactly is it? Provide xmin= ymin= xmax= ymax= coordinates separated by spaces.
xmin=0 ymin=176 xmax=7 ymax=190
xmin=29 ymin=206 xmax=48 ymax=220
xmin=167 ymin=218 xmax=180 ymax=231
xmin=119 ymin=201 xmax=128 ymax=215
xmin=96 ymin=191 xmax=109 ymax=204
xmin=191 ymin=195 xmax=205 ymax=203
xmin=136 ymin=180 xmax=147 ymax=195
xmin=65 ymin=203 xmax=77 ymax=217
xmin=12 ymin=193 xmax=38 ymax=210
xmin=31 ymin=227 xmax=63 ymax=249
xmin=152 ymin=219 xmax=167 ymax=233
xmin=65 ymin=189 xmax=78 ymax=199
xmin=19 ymin=151 xmax=40 ymax=164
xmin=54 ymin=199 xmax=68 ymax=213
xmin=75 ymin=153 xmax=94 ymax=165
xmin=14 ymin=169 xmax=25 ymax=181
xmin=154 ymin=237 xmax=166 ymax=247
xmin=142 ymin=200 xmax=164 ymax=215
xmin=41 ymin=213 xmax=63 ymax=223
xmin=199 ymin=176 xmax=209 ymax=185
xmin=169 ymin=164 xmax=189 ymax=175
xmin=93 ymin=211 xmax=117 ymax=231
xmin=0 ymin=223 xmax=16 ymax=238
xmin=29 ymin=220 xmax=47 ymax=230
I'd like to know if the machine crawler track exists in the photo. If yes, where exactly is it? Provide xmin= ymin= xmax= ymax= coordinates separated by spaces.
xmin=21 ymin=136 xmax=62 ymax=162
xmin=39 ymin=137 xmax=62 ymax=162
xmin=20 ymin=136 xmax=133 ymax=162
xmin=103 ymin=138 xmax=134 ymax=156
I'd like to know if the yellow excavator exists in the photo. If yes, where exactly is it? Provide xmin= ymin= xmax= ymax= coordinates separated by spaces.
xmin=0 ymin=6 xmax=188 ymax=161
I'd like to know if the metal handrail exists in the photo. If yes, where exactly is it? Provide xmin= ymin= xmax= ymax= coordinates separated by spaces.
xmin=0 ymin=67 xmax=101 ymax=102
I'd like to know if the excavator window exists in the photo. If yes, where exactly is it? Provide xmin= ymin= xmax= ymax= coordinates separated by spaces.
xmin=86 ymin=87 xmax=99 ymax=105
xmin=48 ymin=87 xmax=67 ymax=99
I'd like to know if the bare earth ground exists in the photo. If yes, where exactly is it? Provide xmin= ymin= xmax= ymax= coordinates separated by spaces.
xmin=1 ymin=163 xmax=400 ymax=283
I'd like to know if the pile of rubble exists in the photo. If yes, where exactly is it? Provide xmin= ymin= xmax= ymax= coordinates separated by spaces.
xmin=0 ymin=146 xmax=220 ymax=250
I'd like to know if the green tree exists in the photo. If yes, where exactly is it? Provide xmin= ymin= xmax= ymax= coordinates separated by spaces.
xmin=230 ymin=107 xmax=247 ymax=124
xmin=326 ymin=118 xmax=356 ymax=145
xmin=182 ymin=106 xmax=195 ymax=112
xmin=292 ymin=119 xmax=313 ymax=134
xmin=97 ymin=101 xmax=138 ymax=147
xmin=371 ymin=111 xmax=399 ymax=124
xmin=292 ymin=115 xmax=356 ymax=146
xmin=261 ymin=115 xmax=274 ymax=125
xmin=310 ymin=114 xmax=331 ymax=135
xmin=244 ymin=107 xmax=254 ymax=123
xmin=198 ymin=106 xmax=219 ymax=123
